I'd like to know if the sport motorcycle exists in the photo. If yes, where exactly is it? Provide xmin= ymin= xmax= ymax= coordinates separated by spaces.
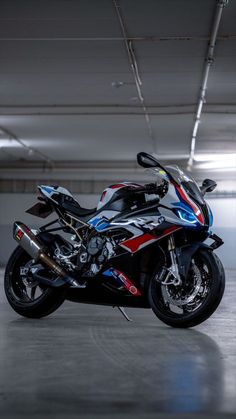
xmin=4 ymin=152 xmax=225 ymax=327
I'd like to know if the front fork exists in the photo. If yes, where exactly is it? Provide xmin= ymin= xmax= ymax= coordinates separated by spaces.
xmin=158 ymin=235 xmax=182 ymax=286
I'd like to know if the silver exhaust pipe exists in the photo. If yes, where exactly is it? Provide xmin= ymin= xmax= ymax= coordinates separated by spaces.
xmin=13 ymin=221 xmax=81 ymax=287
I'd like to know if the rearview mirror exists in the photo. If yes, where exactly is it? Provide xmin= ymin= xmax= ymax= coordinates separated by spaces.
xmin=137 ymin=152 xmax=160 ymax=168
xmin=200 ymin=179 xmax=217 ymax=195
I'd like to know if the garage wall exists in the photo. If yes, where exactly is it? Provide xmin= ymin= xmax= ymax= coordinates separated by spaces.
xmin=0 ymin=194 xmax=235 ymax=268
xmin=206 ymin=198 xmax=236 ymax=269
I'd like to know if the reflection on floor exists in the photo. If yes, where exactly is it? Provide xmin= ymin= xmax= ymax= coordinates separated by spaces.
xmin=0 ymin=268 xmax=235 ymax=419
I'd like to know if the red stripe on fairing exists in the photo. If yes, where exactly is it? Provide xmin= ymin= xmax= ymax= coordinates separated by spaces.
xmin=160 ymin=226 xmax=180 ymax=236
xmin=114 ymin=269 xmax=141 ymax=296
xmin=121 ymin=233 xmax=156 ymax=252
xmin=120 ymin=226 xmax=180 ymax=253
xmin=110 ymin=183 xmax=141 ymax=190
xmin=174 ymin=183 xmax=204 ymax=225
xmin=100 ymin=190 xmax=107 ymax=202
xmin=110 ymin=184 xmax=127 ymax=189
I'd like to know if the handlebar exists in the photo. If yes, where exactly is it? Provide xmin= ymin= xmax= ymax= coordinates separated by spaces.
xmin=134 ymin=181 xmax=168 ymax=198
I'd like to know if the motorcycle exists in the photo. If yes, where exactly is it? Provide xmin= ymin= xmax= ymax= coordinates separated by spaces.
xmin=4 ymin=152 xmax=225 ymax=327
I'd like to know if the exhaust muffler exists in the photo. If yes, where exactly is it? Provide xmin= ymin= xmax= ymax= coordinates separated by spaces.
xmin=13 ymin=221 xmax=81 ymax=288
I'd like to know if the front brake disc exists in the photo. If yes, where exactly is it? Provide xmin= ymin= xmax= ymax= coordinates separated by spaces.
xmin=161 ymin=263 xmax=202 ymax=307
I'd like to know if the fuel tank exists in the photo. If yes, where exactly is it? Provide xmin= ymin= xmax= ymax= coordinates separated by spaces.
xmin=97 ymin=182 xmax=144 ymax=212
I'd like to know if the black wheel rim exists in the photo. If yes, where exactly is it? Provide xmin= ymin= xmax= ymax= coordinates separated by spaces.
xmin=9 ymin=252 xmax=48 ymax=304
xmin=152 ymin=253 xmax=213 ymax=318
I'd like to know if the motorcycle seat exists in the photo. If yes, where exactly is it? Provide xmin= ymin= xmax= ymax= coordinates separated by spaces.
xmin=62 ymin=200 xmax=97 ymax=219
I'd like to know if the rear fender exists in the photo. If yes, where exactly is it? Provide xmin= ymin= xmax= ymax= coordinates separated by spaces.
xmin=26 ymin=199 xmax=53 ymax=219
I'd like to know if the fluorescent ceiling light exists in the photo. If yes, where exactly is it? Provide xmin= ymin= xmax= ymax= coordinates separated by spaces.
xmin=196 ymin=161 xmax=235 ymax=170
xmin=195 ymin=153 xmax=236 ymax=162
xmin=194 ymin=153 xmax=236 ymax=170
xmin=195 ymin=156 xmax=236 ymax=170
xmin=0 ymin=139 xmax=20 ymax=148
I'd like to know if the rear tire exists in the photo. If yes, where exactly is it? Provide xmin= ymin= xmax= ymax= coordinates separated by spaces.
xmin=148 ymin=248 xmax=225 ymax=328
xmin=4 ymin=246 xmax=67 ymax=318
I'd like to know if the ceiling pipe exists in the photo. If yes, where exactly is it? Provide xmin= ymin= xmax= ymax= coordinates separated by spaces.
xmin=1 ymin=102 xmax=236 ymax=111
xmin=2 ymin=110 xmax=236 ymax=116
xmin=1 ymin=35 xmax=235 ymax=42
xmin=112 ymin=0 xmax=156 ymax=153
xmin=187 ymin=0 xmax=229 ymax=169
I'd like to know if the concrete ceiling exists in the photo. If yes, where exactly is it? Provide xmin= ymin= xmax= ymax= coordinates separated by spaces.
xmin=0 ymin=0 xmax=236 ymax=189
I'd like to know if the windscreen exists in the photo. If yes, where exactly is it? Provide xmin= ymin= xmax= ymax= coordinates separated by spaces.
xmin=149 ymin=164 xmax=205 ymax=205
xmin=166 ymin=165 xmax=205 ymax=204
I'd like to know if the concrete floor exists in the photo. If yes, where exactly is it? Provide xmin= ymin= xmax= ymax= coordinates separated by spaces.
xmin=0 ymin=268 xmax=235 ymax=419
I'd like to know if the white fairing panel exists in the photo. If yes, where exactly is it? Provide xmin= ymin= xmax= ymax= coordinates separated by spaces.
xmin=89 ymin=210 xmax=120 ymax=222
xmin=97 ymin=182 xmax=142 ymax=210
xmin=39 ymin=185 xmax=75 ymax=203
xmin=160 ymin=183 xmax=179 ymax=207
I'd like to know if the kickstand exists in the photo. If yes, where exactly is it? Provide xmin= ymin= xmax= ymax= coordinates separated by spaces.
xmin=117 ymin=306 xmax=133 ymax=322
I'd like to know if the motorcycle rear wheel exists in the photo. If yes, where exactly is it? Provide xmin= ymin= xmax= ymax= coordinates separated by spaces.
xmin=4 ymin=246 xmax=67 ymax=318
xmin=148 ymin=248 xmax=225 ymax=328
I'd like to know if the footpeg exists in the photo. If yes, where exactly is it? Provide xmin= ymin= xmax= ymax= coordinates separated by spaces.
xmin=67 ymin=278 xmax=86 ymax=288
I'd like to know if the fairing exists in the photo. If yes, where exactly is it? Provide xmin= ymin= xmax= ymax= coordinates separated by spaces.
xmin=31 ymin=159 xmax=212 ymax=259
xmin=97 ymin=182 xmax=142 ymax=210
xmin=148 ymin=165 xmax=210 ymax=228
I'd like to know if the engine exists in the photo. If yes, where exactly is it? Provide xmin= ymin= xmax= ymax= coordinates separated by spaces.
xmin=52 ymin=232 xmax=116 ymax=277
xmin=77 ymin=233 xmax=115 ymax=276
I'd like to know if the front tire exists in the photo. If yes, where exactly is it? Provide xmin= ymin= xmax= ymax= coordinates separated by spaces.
xmin=4 ymin=246 xmax=67 ymax=318
xmin=148 ymin=248 xmax=225 ymax=328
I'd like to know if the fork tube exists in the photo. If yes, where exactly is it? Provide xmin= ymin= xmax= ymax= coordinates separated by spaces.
xmin=168 ymin=234 xmax=181 ymax=282
xmin=168 ymin=234 xmax=175 ymax=253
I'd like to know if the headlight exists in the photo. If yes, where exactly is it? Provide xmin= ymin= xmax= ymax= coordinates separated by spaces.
xmin=176 ymin=208 xmax=198 ymax=224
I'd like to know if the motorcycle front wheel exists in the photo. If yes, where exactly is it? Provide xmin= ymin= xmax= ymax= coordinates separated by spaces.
xmin=148 ymin=248 xmax=225 ymax=328
xmin=4 ymin=246 xmax=67 ymax=318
